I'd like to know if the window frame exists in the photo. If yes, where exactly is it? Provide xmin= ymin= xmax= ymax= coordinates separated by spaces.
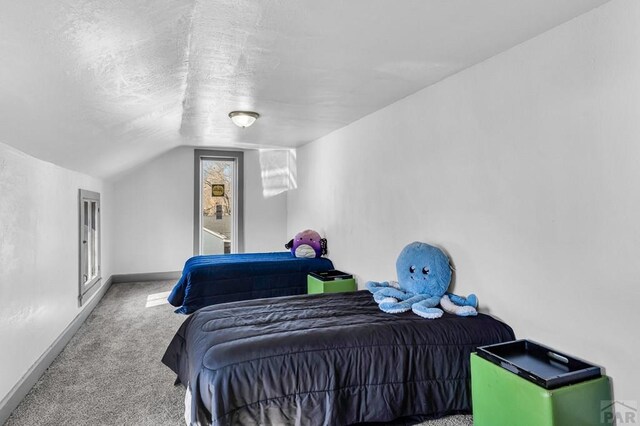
xmin=78 ymin=189 xmax=101 ymax=306
xmin=193 ymin=149 xmax=244 ymax=256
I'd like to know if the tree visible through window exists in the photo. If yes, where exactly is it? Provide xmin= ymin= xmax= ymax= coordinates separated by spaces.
xmin=203 ymin=161 xmax=233 ymax=217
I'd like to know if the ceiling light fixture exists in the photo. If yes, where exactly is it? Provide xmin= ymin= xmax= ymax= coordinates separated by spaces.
xmin=229 ymin=111 xmax=260 ymax=128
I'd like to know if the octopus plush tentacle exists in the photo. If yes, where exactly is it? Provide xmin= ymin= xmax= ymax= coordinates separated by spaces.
xmin=379 ymin=294 xmax=428 ymax=314
xmin=365 ymin=281 xmax=400 ymax=292
xmin=440 ymin=295 xmax=477 ymax=316
xmin=446 ymin=292 xmax=478 ymax=308
xmin=412 ymin=304 xmax=444 ymax=319
xmin=371 ymin=286 xmax=413 ymax=301
xmin=365 ymin=281 xmax=389 ymax=292
xmin=367 ymin=282 xmax=390 ymax=303
xmin=367 ymin=281 xmax=411 ymax=304
xmin=409 ymin=296 xmax=443 ymax=318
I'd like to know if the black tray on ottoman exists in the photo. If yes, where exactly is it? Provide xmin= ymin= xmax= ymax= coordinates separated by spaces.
xmin=476 ymin=339 xmax=602 ymax=389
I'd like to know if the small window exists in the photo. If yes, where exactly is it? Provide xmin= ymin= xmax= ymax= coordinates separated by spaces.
xmin=79 ymin=189 xmax=101 ymax=306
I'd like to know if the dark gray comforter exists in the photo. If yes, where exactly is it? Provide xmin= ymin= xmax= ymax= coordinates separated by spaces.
xmin=162 ymin=291 xmax=514 ymax=425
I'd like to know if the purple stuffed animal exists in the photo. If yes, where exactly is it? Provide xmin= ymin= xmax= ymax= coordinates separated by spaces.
xmin=285 ymin=229 xmax=328 ymax=258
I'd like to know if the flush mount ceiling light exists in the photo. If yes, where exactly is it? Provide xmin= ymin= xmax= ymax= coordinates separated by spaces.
xmin=229 ymin=111 xmax=260 ymax=128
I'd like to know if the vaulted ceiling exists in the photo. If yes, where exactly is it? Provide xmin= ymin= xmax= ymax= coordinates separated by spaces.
xmin=0 ymin=0 xmax=609 ymax=178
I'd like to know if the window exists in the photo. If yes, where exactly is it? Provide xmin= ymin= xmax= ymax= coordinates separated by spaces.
xmin=79 ymin=189 xmax=101 ymax=306
xmin=194 ymin=150 xmax=244 ymax=255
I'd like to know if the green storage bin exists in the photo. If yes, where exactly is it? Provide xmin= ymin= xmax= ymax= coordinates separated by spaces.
xmin=307 ymin=270 xmax=356 ymax=294
xmin=471 ymin=353 xmax=613 ymax=426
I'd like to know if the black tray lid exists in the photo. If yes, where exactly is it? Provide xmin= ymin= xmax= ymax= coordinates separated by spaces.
xmin=476 ymin=339 xmax=602 ymax=389
xmin=309 ymin=270 xmax=353 ymax=281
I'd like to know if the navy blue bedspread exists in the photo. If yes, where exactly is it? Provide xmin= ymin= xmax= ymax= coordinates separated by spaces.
xmin=168 ymin=252 xmax=334 ymax=314
xmin=162 ymin=291 xmax=515 ymax=425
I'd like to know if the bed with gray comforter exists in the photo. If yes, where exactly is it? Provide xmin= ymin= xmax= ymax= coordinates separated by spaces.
xmin=162 ymin=290 xmax=514 ymax=425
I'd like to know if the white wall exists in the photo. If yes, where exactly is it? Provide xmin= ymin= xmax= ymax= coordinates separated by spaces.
xmin=0 ymin=142 xmax=112 ymax=404
xmin=111 ymin=146 xmax=288 ymax=274
xmin=288 ymin=0 xmax=639 ymax=401
xmin=245 ymin=151 xmax=289 ymax=253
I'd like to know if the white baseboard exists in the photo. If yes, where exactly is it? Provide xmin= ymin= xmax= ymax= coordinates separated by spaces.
xmin=0 ymin=276 xmax=113 ymax=425
xmin=112 ymin=271 xmax=181 ymax=283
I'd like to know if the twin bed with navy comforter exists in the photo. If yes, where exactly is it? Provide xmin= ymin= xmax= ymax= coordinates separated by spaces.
xmin=167 ymin=252 xmax=334 ymax=314
xmin=163 ymin=289 xmax=514 ymax=425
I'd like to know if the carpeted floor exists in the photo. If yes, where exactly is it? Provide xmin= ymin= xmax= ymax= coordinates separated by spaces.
xmin=5 ymin=281 xmax=473 ymax=426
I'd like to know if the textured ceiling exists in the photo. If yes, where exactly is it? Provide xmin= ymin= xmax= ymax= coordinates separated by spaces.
xmin=0 ymin=0 xmax=609 ymax=178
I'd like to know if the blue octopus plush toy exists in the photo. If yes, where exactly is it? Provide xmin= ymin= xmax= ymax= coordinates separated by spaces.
xmin=366 ymin=241 xmax=478 ymax=319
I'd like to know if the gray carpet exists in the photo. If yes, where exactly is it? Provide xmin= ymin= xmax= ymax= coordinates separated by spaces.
xmin=5 ymin=281 xmax=473 ymax=426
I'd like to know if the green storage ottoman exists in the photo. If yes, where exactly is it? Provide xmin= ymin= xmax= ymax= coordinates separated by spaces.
xmin=307 ymin=270 xmax=356 ymax=294
xmin=471 ymin=351 xmax=612 ymax=426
